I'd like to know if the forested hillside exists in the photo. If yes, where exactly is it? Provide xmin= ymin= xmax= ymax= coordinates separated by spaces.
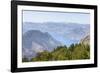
xmin=22 ymin=43 xmax=90 ymax=62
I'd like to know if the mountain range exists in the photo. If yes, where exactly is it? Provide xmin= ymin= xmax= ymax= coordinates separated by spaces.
xmin=23 ymin=22 xmax=90 ymax=41
xmin=22 ymin=22 xmax=90 ymax=60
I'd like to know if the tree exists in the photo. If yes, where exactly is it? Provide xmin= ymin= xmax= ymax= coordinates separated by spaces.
xmin=30 ymin=43 xmax=90 ymax=62
xmin=31 ymin=50 xmax=52 ymax=61
xmin=69 ymin=44 xmax=75 ymax=52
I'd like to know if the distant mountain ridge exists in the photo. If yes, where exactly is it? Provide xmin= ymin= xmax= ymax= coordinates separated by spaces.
xmin=23 ymin=22 xmax=90 ymax=41
xmin=23 ymin=22 xmax=90 ymax=34
xmin=22 ymin=30 xmax=61 ymax=59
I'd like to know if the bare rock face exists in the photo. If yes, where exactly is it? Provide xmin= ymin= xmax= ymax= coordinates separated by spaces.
xmin=80 ymin=35 xmax=90 ymax=45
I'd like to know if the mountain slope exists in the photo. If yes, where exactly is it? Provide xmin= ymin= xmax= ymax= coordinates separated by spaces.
xmin=22 ymin=30 xmax=61 ymax=59
xmin=80 ymin=35 xmax=90 ymax=45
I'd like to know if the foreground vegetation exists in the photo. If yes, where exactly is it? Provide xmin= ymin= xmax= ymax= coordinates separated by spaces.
xmin=22 ymin=43 xmax=90 ymax=62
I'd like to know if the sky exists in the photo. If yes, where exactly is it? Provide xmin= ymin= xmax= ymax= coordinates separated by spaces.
xmin=22 ymin=10 xmax=90 ymax=24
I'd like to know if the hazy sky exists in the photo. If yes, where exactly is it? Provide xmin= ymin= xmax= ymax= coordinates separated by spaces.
xmin=22 ymin=10 xmax=90 ymax=24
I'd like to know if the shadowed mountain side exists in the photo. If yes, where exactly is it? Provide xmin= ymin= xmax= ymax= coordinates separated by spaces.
xmin=22 ymin=30 xmax=61 ymax=59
